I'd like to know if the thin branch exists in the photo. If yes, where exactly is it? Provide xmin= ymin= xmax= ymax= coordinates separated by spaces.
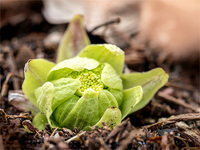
xmin=90 ymin=18 xmax=120 ymax=33
xmin=65 ymin=131 xmax=86 ymax=144
xmin=158 ymin=92 xmax=200 ymax=112
xmin=166 ymin=82 xmax=196 ymax=92
xmin=145 ymin=113 xmax=200 ymax=130
xmin=50 ymin=127 xmax=59 ymax=137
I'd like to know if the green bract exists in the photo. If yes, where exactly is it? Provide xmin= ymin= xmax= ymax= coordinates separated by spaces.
xmin=22 ymin=44 xmax=168 ymax=130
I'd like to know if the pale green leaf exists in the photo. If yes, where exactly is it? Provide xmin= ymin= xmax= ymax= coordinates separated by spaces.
xmin=101 ymin=63 xmax=123 ymax=90
xmin=22 ymin=59 xmax=55 ymax=106
xmin=52 ymin=95 xmax=79 ymax=125
xmin=121 ymin=68 xmax=168 ymax=113
xmin=51 ymin=78 xmax=81 ymax=111
xmin=78 ymin=44 xmax=124 ymax=75
xmin=57 ymin=15 xmax=90 ymax=63
xmin=35 ymin=82 xmax=54 ymax=125
xmin=121 ymin=86 xmax=143 ymax=119
xmin=95 ymin=107 xmax=121 ymax=129
xmin=108 ymin=89 xmax=123 ymax=107
xmin=32 ymin=112 xmax=48 ymax=130
xmin=47 ymin=57 xmax=99 ymax=81
xmin=60 ymin=89 xmax=100 ymax=130
xmin=98 ymin=90 xmax=118 ymax=117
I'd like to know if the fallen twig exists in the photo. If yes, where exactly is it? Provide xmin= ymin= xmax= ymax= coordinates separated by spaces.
xmin=0 ymin=135 xmax=4 ymax=150
xmin=1 ymin=73 xmax=12 ymax=97
xmin=50 ymin=127 xmax=59 ymax=137
xmin=90 ymin=18 xmax=120 ymax=33
xmin=0 ymin=109 xmax=31 ymax=120
xmin=116 ymin=129 xmax=140 ymax=150
xmin=158 ymin=92 xmax=200 ymax=112
xmin=5 ymin=47 xmax=20 ymax=90
xmin=166 ymin=82 xmax=196 ymax=92
xmin=145 ymin=113 xmax=200 ymax=130
xmin=0 ymin=73 xmax=23 ymax=97
xmin=65 ymin=131 xmax=86 ymax=144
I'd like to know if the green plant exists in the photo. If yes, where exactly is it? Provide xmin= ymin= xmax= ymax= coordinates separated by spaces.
xmin=22 ymin=15 xmax=168 ymax=130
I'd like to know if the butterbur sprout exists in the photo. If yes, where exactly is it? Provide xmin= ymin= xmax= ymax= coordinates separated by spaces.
xmin=22 ymin=15 xmax=168 ymax=130
xmin=22 ymin=44 xmax=168 ymax=130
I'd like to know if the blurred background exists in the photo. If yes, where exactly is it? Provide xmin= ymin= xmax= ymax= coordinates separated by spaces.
xmin=0 ymin=0 xmax=199 ymax=88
